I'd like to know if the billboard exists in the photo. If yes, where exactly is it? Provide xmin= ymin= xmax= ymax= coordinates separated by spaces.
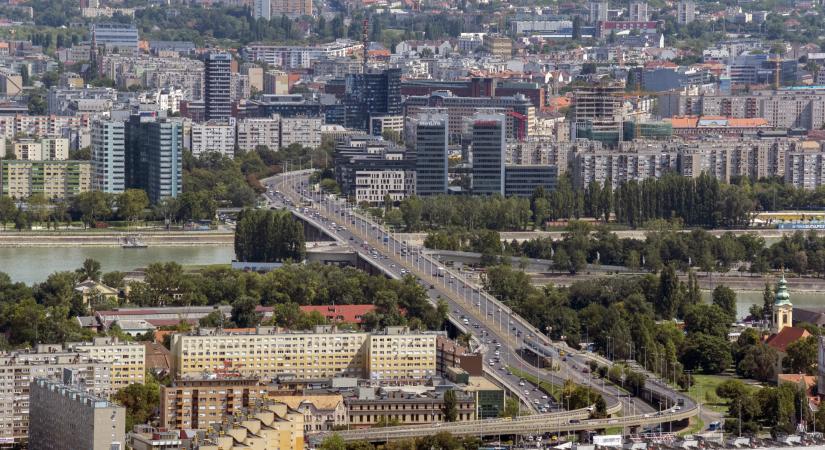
xmin=593 ymin=435 xmax=623 ymax=447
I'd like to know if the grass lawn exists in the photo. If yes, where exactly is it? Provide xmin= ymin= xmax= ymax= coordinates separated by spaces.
xmin=688 ymin=374 xmax=729 ymax=413
xmin=508 ymin=366 xmax=562 ymax=399
xmin=678 ymin=416 xmax=705 ymax=436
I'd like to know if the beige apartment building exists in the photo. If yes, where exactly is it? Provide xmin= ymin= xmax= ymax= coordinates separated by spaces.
xmin=171 ymin=326 xmax=438 ymax=384
xmin=67 ymin=337 xmax=145 ymax=390
xmin=13 ymin=138 xmax=70 ymax=160
xmin=268 ymin=394 xmax=348 ymax=432
xmin=28 ymin=378 xmax=125 ymax=450
xmin=197 ymin=402 xmax=304 ymax=450
xmin=0 ymin=160 xmax=91 ymax=199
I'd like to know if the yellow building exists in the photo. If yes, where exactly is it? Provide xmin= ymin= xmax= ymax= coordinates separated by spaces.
xmin=68 ymin=337 xmax=145 ymax=389
xmin=197 ymin=403 xmax=304 ymax=450
xmin=171 ymin=326 xmax=437 ymax=383
xmin=0 ymin=160 xmax=91 ymax=199
xmin=267 ymin=394 xmax=347 ymax=432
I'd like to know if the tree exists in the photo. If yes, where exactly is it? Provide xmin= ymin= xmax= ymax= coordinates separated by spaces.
xmin=102 ymin=271 xmax=126 ymax=289
xmin=231 ymin=295 xmax=262 ymax=328
xmin=442 ymin=389 xmax=458 ymax=422
xmin=118 ymin=189 xmax=149 ymax=223
xmin=114 ymin=382 xmax=160 ymax=431
xmin=737 ymin=343 xmax=778 ymax=382
xmin=762 ymin=282 xmax=773 ymax=323
xmin=712 ymin=285 xmax=737 ymax=322
xmin=76 ymin=258 xmax=102 ymax=282
xmin=0 ymin=196 xmax=15 ymax=230
xmin=684 ymin=304 xmax=731 ymax=339
xmin=783 ymin=336 xmax=817 ymax=375
xmin=27 ymin=194 xmax=49 ymax=226
xmin=680 ymin=332 xmax=732 ymax=374
xmin=318 ymin=434 xmax=347 ymax=450
xmin=500 ymin=397 xmax=521 ymax=418
xmin=73 ymin=191 xmax=112 ymax=228
xmin=234 ymin=209 xmax=306 ymax=262
xmin=656 ymin=264 xmax=681 ymax=319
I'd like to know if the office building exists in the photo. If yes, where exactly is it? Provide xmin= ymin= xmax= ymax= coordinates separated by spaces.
xmin=1 ymin=160 xmax=91 ymax=199
xmin=170 ymin=326 xmax=437 ymax=383
xmin=253 ymin=0 xmax=271 ymax=20
xmin=28 ymin=378 xmax=125 ymax=450
xmin=125 ymin=116 xmax=183 ymax=202
xmin=589 ymin=0 xmax=608 ymax=23
xmin=190 ymin=120 xmax=235 ymax=157
xmin=678 ymin=0 xmax=696 ymax=24
xmin=464 ymin=377 xmax=506 ymax=419
xmin=0 ymin=347 xmax=112 ymax=447
xmin=482 ymin=34 xmax=513 ymax=58
xmin=413 ymin=114 xmax=449 ymax=196
xmin=629 ymin=1 xmax=648 ymax=21
xmin=504 ymin=165 xmax=558 ymax=197
xmin=160 ymin=378 xmax=276 ymax=430
xmin=204 ymin=53 xmax=232 ymax=121
xmin=281 ymin=116 xmax=323 ymax=148
xmin=334 ymin=135 xmax=416 ymax=204
xmin=196 ymin=402 xmax=304 ymax=450
xmin=272 ymin=0 xmax=312 ymax=16
xmin=91 ymin=120 xmax=125 ymax=193
xmin=237 ymin=116 xmax=281 ymax=152
xmin=471 ymin=115 xmax=506 ymax=195
xmin=338 ymin=68 xmax=402 ymax=132
xmin=90 ymin=23 xmax=139 ymax=53
xmin=67 ymin=337 xmax=145 ymax=391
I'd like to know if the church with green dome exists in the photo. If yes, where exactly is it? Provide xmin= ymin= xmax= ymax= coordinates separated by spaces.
xmin=772 ymin=273 xmax=793 ymax=334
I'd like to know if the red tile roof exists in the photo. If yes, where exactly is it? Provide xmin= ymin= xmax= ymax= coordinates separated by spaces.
xmin=765 ymin=327 xmax=811 ymax=352
xmin=299 ymin=305 xmax=377 ymax=324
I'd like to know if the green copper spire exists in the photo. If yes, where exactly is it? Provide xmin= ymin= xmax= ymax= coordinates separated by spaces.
xmin=774 ymin=272 xmax=792 ymax=306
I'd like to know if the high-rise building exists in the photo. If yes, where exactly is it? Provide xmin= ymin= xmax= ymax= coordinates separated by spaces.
xmin=67 ymin=337 xmax=145 ymax=391
xmin=281 ymin=116 xmax=323 ymax=148
xmin=204 ymin=53 xmax=232 ymax=121
xmin=28 ymin=378 xmax=125 ymax=450
xmin=340 ymin=68 xmax=402 ymax=132
xmin=160 ymin=378 xmax=276 ymax=430
xmin=91 ymin=120 xmax=125 ymax=193
xmin=471 ymin=115 xmax=506 ymax=195
xmin=271 ymin=0 xmax=312 ymax=16
xmin=190 ymin=120 xmax=235 ymax=157
xmin=413 ymin=114 xmax=449 ymax=196
xmin=253 ymin=0 xmax=271 ymax=20
xmin=125 ymin=116 xmax=183 ymax=202
xmin=678 ymin=0 xmax=696 ymax=24
xmin=629 ymin=0 xmax=648 ymax=21
xmin=589 ymin=0 xmax=608 ymax=23
xmin=573 ymin=83 xmax=624 ymax=143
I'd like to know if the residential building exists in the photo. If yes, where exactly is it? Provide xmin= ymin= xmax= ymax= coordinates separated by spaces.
xmin=243 ymin=40 xmax=363 ymax=69
xmin=204 ymin=53 xmax=232 ymax=122
xmin=281 ymin=116 xmax=323 ymax=148
xmin=190 ymin=120 xmax=236 ymax=157
xmin=0 ymin=71 xmax=22 ymax=96
xmin=413 ymin=114 xmax=449 ymax=196
xmin=128 ymin=428 xmax=189 ymax=450
xmin=268 ymin=395 xmax=348 ymax=432
xmin=90 ymin=22 xmax=139 ymax=54
xmin=572 ymin=140 xmax=679 ymax=189
xmin=170 ymin=326 xmax=438 ymax=383
xmin=589 ymin=0 xmax=608 ymax=23
xmin=262 ymin=70 xmax=289 ymax=95
xmin=785 ymin=143 xmax=825 ymax=189
xmin=298 ymin=305 xmax=377 ymax=325
xmin=160 ymin=378 xmax=276 ymax=430
xmin=482 ymin=34 xmax=513 ymax=58
xmin=125 ymin=116 xmax=183 ymax=202
xmin=195 ymin=402 xmax=304 ymax=450
xmin=436 ymin=335 xmax=483 ymax=376
xmin=237 ymin=116 xmax=280 ymax=152
xmin=346 ymin=387 xmax=475 ymax=428
xmin=0 ymin=160 xmax=91 ymax=199
xmin=629 ymin=1 xmax=648 ymax=21
xmin=272 ymin=0 xmax=311 ymax=16
xmin=12 ymin=138 xmax=69 ymax=160
xmin=91 ymin=120 xmax=125 ymax=193
xmin=678 ymin=0 xmax=696 ymax=24
xmin=504 ymin=165 xmax=558 ymax=197
xmin=0 ymin=347 xmax=112 ymax=447
xmin=67 ymin=337 xmax=145 ymax=390
xmin=253 ymin=0 xmax=271 ymax=20
xmin=0 ymin=114 xmax=90 ymax=141
xmin=471 ymin=115 xmax=506 ymax=195
xmin=28 ymin=378 xmax=125 ymax=450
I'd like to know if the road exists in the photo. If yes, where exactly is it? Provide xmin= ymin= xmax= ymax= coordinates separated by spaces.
xmin=264 ymin=171 xmax=696 ymax=441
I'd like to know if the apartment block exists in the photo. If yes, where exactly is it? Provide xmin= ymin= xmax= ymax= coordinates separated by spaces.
xmin=244 ymin=40 xmax=362 ymax=69
xmin=0 ymin=347 xmax=112 ymax=447
xmin=572 ymin=140 xmax=680 ymax=189
xmin=237 ymin=116 xmax=280 ymax=152
xmin=271 ymin=0 xmax=311 ymax=16
xmin=190 ymin=120 xmax=236 ymax=157
xmin=159 ymin=378 xmax=276 ymax=430
xmin=171 ymin=326 xmax=438 ymax=383
xmin=785 ymin=143 xmax=825 ymax=190
xmin=13 ymin=138 xmax=69 ymax=160
xmin=28 ymin=378 xmax=125 ymax=450
xmin=280 ymin=116 xmax=323 ymax=149
xmin=67 ymin=337 xmax=145 ymax=390
xmin=91 ymin=120 xmax=125 ymax=193
xmin=0 ymin=160 xmax=91 ymax=199
xmin=196 ymin=402 xmax=304 ymax=450
xmin=0 ymin=114 xmax=90 ymax=140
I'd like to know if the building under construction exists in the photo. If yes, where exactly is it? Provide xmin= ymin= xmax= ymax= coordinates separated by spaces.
xmin=572 ymin=83 xmax=624 ymax=145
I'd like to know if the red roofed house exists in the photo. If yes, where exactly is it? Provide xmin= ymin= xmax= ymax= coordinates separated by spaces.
xmin=299 ymin=305 xmax=377 ymax=324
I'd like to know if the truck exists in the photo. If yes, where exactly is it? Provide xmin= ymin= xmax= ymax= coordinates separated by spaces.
xmin=436 ymin=267 xmax=446 ymax=277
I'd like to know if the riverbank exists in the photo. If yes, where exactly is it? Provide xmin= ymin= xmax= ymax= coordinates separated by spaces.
xmin=0 ymin=231 xmax=234 ymax=247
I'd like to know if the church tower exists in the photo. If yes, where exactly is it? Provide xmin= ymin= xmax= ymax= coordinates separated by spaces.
xmin=773 ymin=273 xmax=793 ymax=333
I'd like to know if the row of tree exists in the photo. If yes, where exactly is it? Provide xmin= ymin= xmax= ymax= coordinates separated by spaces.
xmin=234 ymin=209 xmax=306 ymax=262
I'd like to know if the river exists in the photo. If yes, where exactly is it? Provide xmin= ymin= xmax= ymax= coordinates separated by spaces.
xmin=0 ymin=246 xmax=235 ymax=285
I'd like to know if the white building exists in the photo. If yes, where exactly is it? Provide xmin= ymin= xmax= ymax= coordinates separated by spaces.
xmin=244 ymin=39 xmax=363 ymax=69
xmin=237 ymin=116 xmax=281 ymax=153
xmin=190 ymin=120 xmax=236 ymax=157
xmin=281 ymin=116 xmax=323 ymax=148
xmin=91 ymin=120 xmax=126 ymax=194
xmin=355 ymin=168 xmax=416 ymax=205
